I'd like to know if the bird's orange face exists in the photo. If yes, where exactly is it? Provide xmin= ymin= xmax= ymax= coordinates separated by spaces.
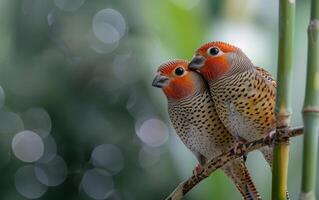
xmin=189 ymin=42 xmax=239 ymax=81
xmin=152 ymin=60 xmax=202 ymax=100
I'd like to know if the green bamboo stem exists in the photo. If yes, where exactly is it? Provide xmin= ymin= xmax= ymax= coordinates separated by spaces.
xmin=272 ymin=0 xmax=295 ymax=199
xmin=301 ymin=0 xmax=319 ymax=199
xmin=272 ymin=141 xmax=290 ymax=200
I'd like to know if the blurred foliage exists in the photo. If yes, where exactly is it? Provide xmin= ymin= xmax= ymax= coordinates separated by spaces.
xmin=0 ymin=0 xmax=314 ymax=200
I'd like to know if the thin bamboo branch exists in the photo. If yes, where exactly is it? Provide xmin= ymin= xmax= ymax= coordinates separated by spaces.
xmin=165 ymin=126 xmax=303 ymax=200
xmin=300 ymin=0 xmax=319 ymax=199
xmin=273 ymin=0 xmax=295 ymax=199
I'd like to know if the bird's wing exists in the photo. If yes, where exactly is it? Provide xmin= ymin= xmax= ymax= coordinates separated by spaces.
xmin=255 ymin=66 xmax=277 ymax=88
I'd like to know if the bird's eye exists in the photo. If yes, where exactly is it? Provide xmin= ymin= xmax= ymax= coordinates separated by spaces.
xmin=208 ymin=47 xmax=220 ymax=56
xmin=174 ymin=67 xmax=184 ymax=76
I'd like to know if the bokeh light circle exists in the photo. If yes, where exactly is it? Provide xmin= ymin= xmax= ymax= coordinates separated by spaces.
xmin=81 ymin=168 xmax=114 ymax=200
xmin=93 ymin=23 xmax=120 ymax=44
xmin=138 ymin=146 xmax=161 ymax=170
xmin=38 ymin=135 xmax=57 ymax=163
xmin=91 ymin=144 xmax=124 ymax=175
xmin=88 ymin=31 xmax=119 ymax=54
xmin=0 ymin=111 xmax=24 ymax=134
xmin=93 ymin=9 xmax=126 ymax=43
xmin=15 ymin=165 xmax=48 ymax=199
xmin=35 ymin=155 xmax=68 ymax=186
xmin=136 ymin=119 xmax=169 ymax=147
xmin=21 ymin=107 xmax=52 ymax=138
xmin=12 ymin=131 xmax=44 ymax=162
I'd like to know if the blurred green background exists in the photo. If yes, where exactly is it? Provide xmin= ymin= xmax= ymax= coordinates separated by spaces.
xmin=0 ymin=0 xmax=314 ymax=199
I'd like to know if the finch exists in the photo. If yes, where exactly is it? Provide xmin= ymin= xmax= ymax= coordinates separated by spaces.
xmin=189 ymin=41 xmax=276 ymax=167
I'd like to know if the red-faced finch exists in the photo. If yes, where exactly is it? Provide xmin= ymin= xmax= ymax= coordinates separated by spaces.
xmin=189 ymin=42 xmax=276 ymax=168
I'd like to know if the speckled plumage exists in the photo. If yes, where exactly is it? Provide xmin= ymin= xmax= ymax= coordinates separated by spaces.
xmin=189 ymin=42 xmax=277 ymax=167
xmin=210 ymin=67 xmax=276 ymax=166
xmin=154 ymin=60 xmax=261 ymax=200
xmin=209 ymin=68 xmax=276 ymax=140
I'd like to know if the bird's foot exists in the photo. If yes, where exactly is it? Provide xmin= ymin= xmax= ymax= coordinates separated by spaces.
xmin=192 ymin=164 xmax=204 ymax=176
xmin=233 ymin=137 xmax=248 ymax=156
xmin=263 ymin=130 xmax=276 ymax=146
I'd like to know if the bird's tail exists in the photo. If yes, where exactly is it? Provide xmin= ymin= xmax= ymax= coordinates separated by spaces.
xmin=259 ymin=146 xmax=291 ymax=200
xmin=222 ymin=158 xmax=261 ymax=200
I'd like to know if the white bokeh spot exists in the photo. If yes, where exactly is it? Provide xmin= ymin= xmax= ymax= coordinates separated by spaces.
xmin=88 ymin=31 xmax=119 ymax=54
xmin=93 ymin=8 xmax=126 ymax=44
xmin=139 ymin=146 xmax=161 ymax=170
xmin=81 ymin=168 xmax=114 ymax=200
xmin=0 ymin=111 xmax=24 ymax=134
xmin=136 ymin=118 xmax=169 ymax=147
xmin=15 ymin=165 xmax=48 ymax=199
xmin=21 ymin=107 xmax=52 ymax=138
xmin=91 ymin=144 xmax=124 ymax=175
xmin=35 ymin=155 xmax=68 ymax=186
xmin=12 ymin=131 xmax=44 ymax=162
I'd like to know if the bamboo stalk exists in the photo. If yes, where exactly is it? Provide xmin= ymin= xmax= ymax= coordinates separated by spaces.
xmin=272 ymin=0 xmax=295 ymax=199
xmin=300 ymin=0 xmax=319 ymax=199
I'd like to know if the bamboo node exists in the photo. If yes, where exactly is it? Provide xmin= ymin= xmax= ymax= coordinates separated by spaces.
xmin=299 ymin=191 xmax=314 ymax=200
xmin=308 ymin=20 xmax=319 ymax=42
xmin=303 ymin=106 xmax=319 ymax=114
xmin=275 ymin=136 xmax=290 ymax=145
xmin=275 ymin=126 xmax=290 ymax=144
xmin=309 ymin=19 xmax=319 ymax=30
xmin=276 ymin=114 xmax=291 ymax=128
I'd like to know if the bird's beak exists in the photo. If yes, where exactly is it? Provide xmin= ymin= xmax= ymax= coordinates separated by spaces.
xmin=152 ymin=73 xmax=169 ymax=88
xmin=189 ymin=55 xmax=205 ymax=70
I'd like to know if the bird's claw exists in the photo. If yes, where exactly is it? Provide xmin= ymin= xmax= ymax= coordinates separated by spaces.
xmin=263 ymin=130 xmax=276 ymax=146
xmin=233 ymin=137 xmax=247 ymax=155
xmin=192 ymin=164 xmax=204 ymax=176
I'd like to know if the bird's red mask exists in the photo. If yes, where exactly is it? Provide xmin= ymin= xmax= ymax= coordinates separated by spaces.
xmin=188 ymin=41 xmax=239 ymax=81
xmin=152 ymin=60 xmax=204 ymax=100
